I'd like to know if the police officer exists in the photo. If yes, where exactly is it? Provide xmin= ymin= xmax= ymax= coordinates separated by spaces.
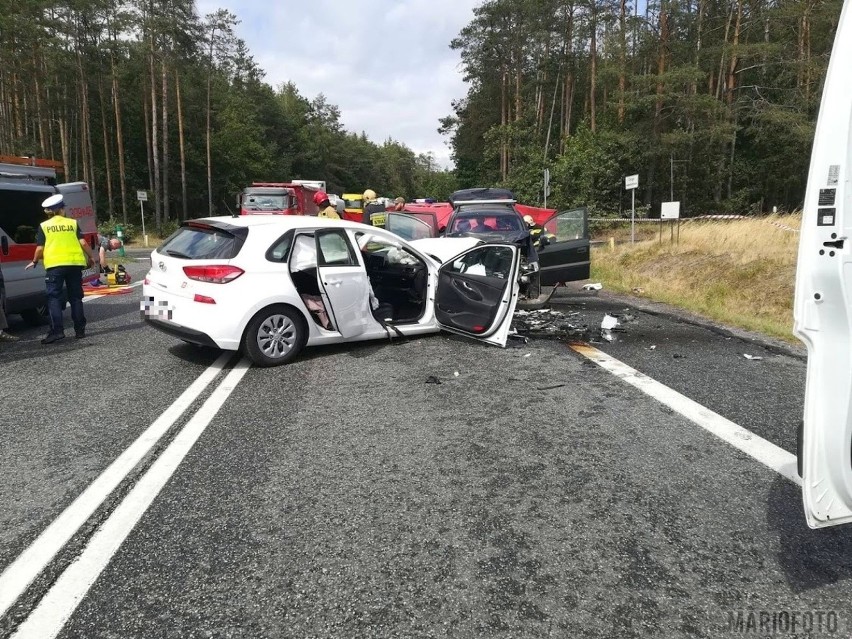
xmin=25 ymin=194 xmax=96 ymax=344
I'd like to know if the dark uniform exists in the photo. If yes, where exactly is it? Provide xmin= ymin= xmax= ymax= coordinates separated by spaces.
xmin=362 ymin=201 xmax=387 ymax=228
xmin=31 ymin=195 xmax=93 ymax=343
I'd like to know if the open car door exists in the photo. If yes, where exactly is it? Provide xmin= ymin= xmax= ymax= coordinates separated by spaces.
xmin=537 ymin=207 xmax=591 ymax=286
xmin=315 ymin=229 xmax=373 ymax=338
xmin=792 ymin=0 xmax=852 ymax=529
xmin=385 ymin=212 xmax=438 ymax=241
xmin=434 ymin=244 xmax=520 ymax=347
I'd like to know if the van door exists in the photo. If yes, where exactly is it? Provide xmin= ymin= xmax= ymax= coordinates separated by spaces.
xmin=792 ymin=0 xmax=852 ymax=529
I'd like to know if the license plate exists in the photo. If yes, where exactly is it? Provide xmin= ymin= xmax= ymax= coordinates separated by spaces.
xmin=140 ymin=296 xmax=173 ymax=320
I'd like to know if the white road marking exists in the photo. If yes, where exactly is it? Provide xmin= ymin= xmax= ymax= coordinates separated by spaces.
xmin=82 ymin=280 xmax=143 ymax=303
xmin=11 ymin=358 xmax=252 ymax=639
xmin=569 ymin=343 xmax=802 ymax=486
xmin=0 ymin=352 xmax=232 ymax=619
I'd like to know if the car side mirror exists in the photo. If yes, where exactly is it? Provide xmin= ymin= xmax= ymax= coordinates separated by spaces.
xmin=1 ymin=235 xmax=8 ymax=256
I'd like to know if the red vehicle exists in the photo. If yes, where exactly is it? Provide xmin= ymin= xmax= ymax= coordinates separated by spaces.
xmin=238 ymin=182 xmax=323 ymax=217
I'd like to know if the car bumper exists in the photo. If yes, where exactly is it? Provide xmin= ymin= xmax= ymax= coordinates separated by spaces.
xmin=142 ymin=316 xmax=220 ymax=349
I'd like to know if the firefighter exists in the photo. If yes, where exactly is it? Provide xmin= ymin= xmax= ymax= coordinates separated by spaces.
xmin=523 ymin=214 xmax=556 ymax=248
xmin=25 ymin=194 xmax=96 ymax=344
xmin=392 ymin=197 xmax=405 ymax=211
xmin=362 ymin=189 xmax=386 ymax=227
xmin=313 ymin=191 xmax=340 ymax=219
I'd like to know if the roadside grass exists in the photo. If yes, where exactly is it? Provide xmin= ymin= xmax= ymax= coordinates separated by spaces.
xmin=590 ymin=214 xmax=802 ymax=342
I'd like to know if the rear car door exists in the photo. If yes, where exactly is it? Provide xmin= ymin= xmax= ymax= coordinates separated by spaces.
xmin=434 ymin=244 xmax=520 ymax=347
xmin=792 ymin=0 xmax=852 ymax=529
xmin=536 ymin=207 xmax=591 ymax=285
xmin=315 ymin=228 xmax=372 ymax=338
xmin=385 ymin=212 xmax=438 ymax=241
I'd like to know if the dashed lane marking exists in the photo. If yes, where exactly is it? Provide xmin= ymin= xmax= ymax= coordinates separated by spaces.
xmin=568 ymin=343 xmax=802 ymax=486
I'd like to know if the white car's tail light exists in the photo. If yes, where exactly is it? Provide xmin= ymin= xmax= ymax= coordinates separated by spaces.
xmin=193 ymin=294 xmax=217 ymax=304
xmin=182 ymin=265 xmax=244 ymax=284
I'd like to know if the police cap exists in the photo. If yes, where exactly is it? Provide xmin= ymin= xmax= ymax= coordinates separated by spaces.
xmin=42 ymin=194 xmax=65 ymax=210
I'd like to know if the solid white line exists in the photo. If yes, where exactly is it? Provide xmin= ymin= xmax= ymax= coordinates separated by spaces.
xmin=82 ymin=280 xmax=143 ymax=303
xmin=0 ymin=351 xmax=232 ymax=619
xmin=569 ymin=343 xmax=802 ymax=486
xmin=11 ymin=358 xmax=252 ymax=639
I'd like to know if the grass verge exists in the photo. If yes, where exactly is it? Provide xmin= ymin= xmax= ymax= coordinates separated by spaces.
xmin=590 ymin=214 xmax=801 ymax=342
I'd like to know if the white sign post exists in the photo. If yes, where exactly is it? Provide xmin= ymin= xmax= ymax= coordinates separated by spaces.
xmin=137 ymin=190 xmax=148 ymax=247
xmin=625 ymin=174 xmax=639 ymax=243
xmin=661 ymin=201 xmax=681 ymax=244
xmin=543 ymin=168 xmax=551 ymax=208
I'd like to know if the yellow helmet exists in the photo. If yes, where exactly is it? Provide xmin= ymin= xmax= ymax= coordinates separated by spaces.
xmin=363 ymin=189 xmax=377 ymax=202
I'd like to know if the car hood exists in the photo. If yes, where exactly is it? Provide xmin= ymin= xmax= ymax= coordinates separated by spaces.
xmin=408 ymin=237 xmax=482 ymax=263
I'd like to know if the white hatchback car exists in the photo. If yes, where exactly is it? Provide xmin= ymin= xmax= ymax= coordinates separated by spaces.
xmin=141 ymin=216 xmax=521 ymax=366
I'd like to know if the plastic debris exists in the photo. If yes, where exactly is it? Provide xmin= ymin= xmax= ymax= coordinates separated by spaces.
xmin=425 ymin=375 xmax=442 ymax=384
xmin=633 ymin=287 xmax=645 ymax=294
xmin=582 ymin=283 xmax=603 ymax=291
xmin=649 ymin=345 xmax=657 ymax=350
xmin=601 ymin=314 xmax=619 ymax=330
xmin=453 ymin=371 xmax=460 ymax=377
xmin=523 ymin=353 xmax=532 ymax=357
xmin=743 ymin=354 xmax=763 ymax=361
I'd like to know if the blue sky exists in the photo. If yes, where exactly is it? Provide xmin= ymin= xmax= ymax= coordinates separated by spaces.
xmin=196 ymin=0 xmax=482 ymax=167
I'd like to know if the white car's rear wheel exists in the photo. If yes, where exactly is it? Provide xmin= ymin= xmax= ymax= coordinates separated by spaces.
xmin=243 ymin=305 xmax=307 ymax=367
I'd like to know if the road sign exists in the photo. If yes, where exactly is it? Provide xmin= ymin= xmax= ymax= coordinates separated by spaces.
xmin=137 ymin=190 xmax=148 ymax=202
xmin=625 ymin=174 xmax=639 ymax=190
xmin=661 ymin=201 xmax=681 ymax=219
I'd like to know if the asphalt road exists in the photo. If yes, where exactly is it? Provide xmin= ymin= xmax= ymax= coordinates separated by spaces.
xmin=2 ymin=260 xmax=851 ymax=639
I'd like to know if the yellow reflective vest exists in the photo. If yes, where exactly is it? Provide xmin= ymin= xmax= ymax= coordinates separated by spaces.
xmin=41 ymin=216 xmax=86 ymax=269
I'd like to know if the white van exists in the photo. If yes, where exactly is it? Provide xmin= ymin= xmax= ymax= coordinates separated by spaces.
xmin=0 ymin=162 xmax=99 ymax=324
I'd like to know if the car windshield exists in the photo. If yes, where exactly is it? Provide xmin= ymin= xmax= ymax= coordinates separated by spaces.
xmin=343 ymin=198 xmax=362 ymax=209
xmin=449 ymin=213 xmax=523 ymax=234
xmin=243 ymin=195 xmax=287 ymax=210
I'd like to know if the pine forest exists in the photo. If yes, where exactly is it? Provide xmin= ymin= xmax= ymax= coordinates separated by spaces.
xmin=0 ymin=0 xmax=842 ymax=232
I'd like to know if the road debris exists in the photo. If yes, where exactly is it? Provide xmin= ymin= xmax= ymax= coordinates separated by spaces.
xmin=601 ymin=314 xmax=619 ymax=342
xmin=582 ymin=283 xmax=603 ymax=291
xmin=425 ymin=375 xmax=442 ymax=384
xmin=633 ymin=287 xmax=645 ymax=294
xmin=512 ymin=308 xmax=592 ymax=340
xmin=743 ymin=354 xmax=763 ymax=361
xmin=453 ymin=371 xmax=460 ymax=377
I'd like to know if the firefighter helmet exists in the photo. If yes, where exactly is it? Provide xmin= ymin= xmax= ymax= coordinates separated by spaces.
xmin=312 ymin=191 xmax=329 ymax=206
xmin=363 ymin=189 xmax=377 ymax=202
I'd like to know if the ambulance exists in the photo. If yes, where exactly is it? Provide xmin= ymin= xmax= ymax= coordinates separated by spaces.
xmin=0 ymin=158 xmax=99 ymax=324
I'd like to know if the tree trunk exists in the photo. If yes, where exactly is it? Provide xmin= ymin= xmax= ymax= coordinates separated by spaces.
xmin=161 ymin=59 xmax=170 ymax=224
xmin=618 ymin=0 xmax=627 ymax=124
xmin=143 ymin=80 xmax=154 ymax=196
xmin=111 ymin=50 xmax=128 ymax=224
xmin=149 ymin=36 xmax=161 ymax=230
xmin=589 ymin=4 xmax=597 ymax=133
xmin=176 ymin=68 xmax=188 ymax=221
xmin=98 ymin=75 xmax=114 ymax=219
